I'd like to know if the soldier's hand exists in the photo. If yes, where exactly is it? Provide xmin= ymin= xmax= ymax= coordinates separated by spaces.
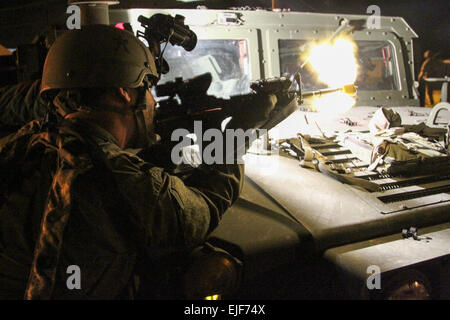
xmin=226 ymin=93 xmax=277 ymax=131
xmin=154 ymin=116 xmax=195 ymax=144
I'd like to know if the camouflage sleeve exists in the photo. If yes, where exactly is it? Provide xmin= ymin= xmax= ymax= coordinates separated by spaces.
xmin=0 ymin=80 xmax=47 ymax=127
xmin=107 ymin=150 xmax=244 ymax=252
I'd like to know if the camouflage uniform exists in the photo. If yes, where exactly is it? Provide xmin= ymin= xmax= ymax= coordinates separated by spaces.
xmin=0 ymin=83 xmax=244 ymax=299
xmin=0 ymin=80 xmax=47 ymax=138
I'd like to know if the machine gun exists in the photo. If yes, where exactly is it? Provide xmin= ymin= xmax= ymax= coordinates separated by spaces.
xmin=154 ymin=72 xmax=357 ymax=138
xmin=154 ymin=73 xmax=300 ymax=138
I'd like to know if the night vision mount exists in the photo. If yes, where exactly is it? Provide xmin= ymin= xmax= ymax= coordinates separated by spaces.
xmin=137 ymin=13 xmax=197 ymax=76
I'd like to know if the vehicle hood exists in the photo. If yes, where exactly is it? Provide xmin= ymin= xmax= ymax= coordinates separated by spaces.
xmin=209 ymin=106 xmax=450 ymax=275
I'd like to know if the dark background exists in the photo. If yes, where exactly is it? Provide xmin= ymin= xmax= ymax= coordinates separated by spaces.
xmin=0 ymin=0 xmax=448 ymax=71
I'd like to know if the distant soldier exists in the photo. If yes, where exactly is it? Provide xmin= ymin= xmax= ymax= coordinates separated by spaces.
xmin=418 ymin=50 xmax=446 ymax=107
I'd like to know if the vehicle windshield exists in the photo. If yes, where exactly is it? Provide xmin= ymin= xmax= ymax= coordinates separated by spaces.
xmin=156 ymin=39 xmax=251 ymax=99
xmin=279 ymin=40 xmax=400 ymax=91
xmin=157 ymin=38 xmax=399 ymax=97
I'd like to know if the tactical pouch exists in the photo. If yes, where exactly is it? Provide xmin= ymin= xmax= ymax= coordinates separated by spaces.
xmin=369 ymin=133 xmax=449 ymax=175
xmin=341 ymin=131 xmax=450 ymax=175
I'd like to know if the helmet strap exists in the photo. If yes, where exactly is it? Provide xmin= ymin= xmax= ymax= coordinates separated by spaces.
xmin=40 ymin=102 xmax=58 ymax=133
xmin=132 ymin=80 xmax=153 ymax=148
xmin=134 ymin=111 xmax=151 ymax=148
xmin=134 ymin=79 xmax=150 ymax=111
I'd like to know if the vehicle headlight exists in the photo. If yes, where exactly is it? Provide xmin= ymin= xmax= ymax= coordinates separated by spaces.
xmin=384 ymin=269 xmax=431 ymax=300
xmin=184 ymin=243 xmax=241 ymax=299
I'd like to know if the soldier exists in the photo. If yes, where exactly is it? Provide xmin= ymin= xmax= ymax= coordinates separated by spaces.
xmin=418 ymin=50 xmax=445 ymax=107
xmin=0 ymin=25 xmax=275 ymax=299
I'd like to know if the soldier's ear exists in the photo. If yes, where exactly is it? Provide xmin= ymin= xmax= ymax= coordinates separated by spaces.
xmin=117 ymin=87 xmax=133 ymax=104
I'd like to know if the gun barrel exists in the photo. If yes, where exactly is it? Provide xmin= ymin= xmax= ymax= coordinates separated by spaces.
xmin=302 ymin=84 xmax=357 ymax=98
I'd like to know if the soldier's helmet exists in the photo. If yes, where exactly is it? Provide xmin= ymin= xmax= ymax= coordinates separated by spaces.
xmin=40 ymin=24 xmax=158 ymax=98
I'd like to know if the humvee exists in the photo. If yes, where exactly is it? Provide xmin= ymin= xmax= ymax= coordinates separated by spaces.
xmin=1 ymin=2 xmax=448 ymax=300
xmin=106 ymin=7 xmax=450 ymax=300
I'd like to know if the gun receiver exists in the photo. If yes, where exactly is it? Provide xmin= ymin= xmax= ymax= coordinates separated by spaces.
xmin=154 ymin=73 xmax=357 ymax=137
xmin=154 ymin=73 xmax=299 ymax=134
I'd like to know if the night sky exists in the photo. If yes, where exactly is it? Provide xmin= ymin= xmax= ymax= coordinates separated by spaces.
xmin=179 ymin=0 xmax=449 ymax=60
xmin=278 ymin=0 xmax=450 ymax=60
xmin=0 ymin=0 xmax=448 ymax=62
